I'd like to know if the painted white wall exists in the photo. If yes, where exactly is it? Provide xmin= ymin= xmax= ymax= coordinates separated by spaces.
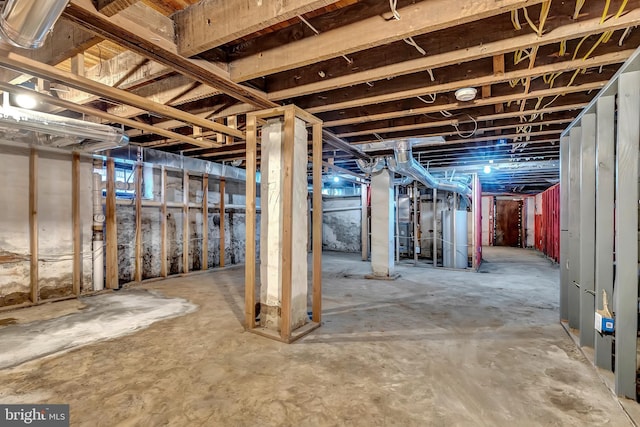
xmin=525 ymin=197 xmax=535 ymax=248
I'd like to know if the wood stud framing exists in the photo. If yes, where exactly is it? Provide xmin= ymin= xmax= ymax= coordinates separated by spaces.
xmin=29 ymin=149 xmax=38 ymax=303
xmin=105 ymin=158 xmax=118 ymax=289
xmin=72 ymin=153 xmax=82 ymax=295
xmin=244 ymin=105 xmax=322 ymax=342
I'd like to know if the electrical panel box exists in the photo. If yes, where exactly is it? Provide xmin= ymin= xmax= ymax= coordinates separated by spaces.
xmin=595 ymin=312 xmax=615 ymax=333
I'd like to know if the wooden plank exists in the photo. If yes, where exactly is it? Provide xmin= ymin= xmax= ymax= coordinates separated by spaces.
xmin=280 ymin=108 xmax=296 ymax=340
xmin=219 ymin=178 xmax=226 ymax=268
xmin=225 ymin=116 xmax=236 ymax=145
xmin=160 ymin=166 xmax=168 ymax=278
xmin=244 ymin=115 xmax=258 ymax=329
xmin=0 ymin=51 xmax=243 ymax=139
xmin=312 ymin=123 xmax=323 ymax=323
xmin=183 ymin=170 xmax=189 ymax=274
xmin=65 ymin=0 xmax=276 ymax=109
xmin=324 ymin=81 xmax=602 ymax=128
xmin=95 ymin=0 xmax=140 ymax=16
xmin=202 ymin=175 xmax=209 ymax=270
xmin=70 ymin=53 xmax=85 ymax=77
xmin=134 ymin=163 xmax=142 ymax=282
xmin=494 ymin=55 xmax=506 ymax=113
xmin=105 ymin=158 xmax=118 ymax=289
xmin=337 ymin=117 xmax=573 ymax=139
xmin=0 ymin=82 xmax=219 ymax=150
xmin=231 ymin=0 xmax=545 ymax=82
xmin=29 ymin=149 xmax=38 ymax=303
xmin=72 ymin=153 xmax=81 ymax=295
xmin=288 ymin=50 xmax=629 ymax=106
xmin=174 ymin=0 xmax=339 ymax=57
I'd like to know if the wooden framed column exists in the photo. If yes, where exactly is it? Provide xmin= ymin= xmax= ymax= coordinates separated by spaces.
xmin=105 ymin=158 xmax=118 ymax=289
xmin=244 ymin=114 xmax=257 ymax=330
xmin=182 ymin=170 xmax=189 ymax=274
xmin=160 ymin=166 xmax=168 ymax=278
xmin=361 ymin=183 xmax=368 ymax=261
xmin=29 ymin=149 xmax=38 ymax=303
xmin=244 ymin=105 xmax=323 ymax=343
xmin=219 ymin=178 xmax=226 ymax=268
xmin=134 ymin=162 xmax=143 ymax=283
xmin=72 ymin=152 xmax=81 ymax=295
xmin=202 ymin=174 xmax=209 ymax=270
xmin=312 ymin=122 xmax=322 ymax=324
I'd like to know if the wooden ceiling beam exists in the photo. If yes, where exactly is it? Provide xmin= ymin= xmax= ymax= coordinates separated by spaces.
xmin=303 ymin=50 xmax=630 ymax=113
xmin=337 ymin=116 xmax=574 ymax=138
xmin=174 ymin=0 xmax=340 ymax=57
xmin=0 ymin=49 xmax=244 ymax=138
xmin=94 ymin=0 xmax=140 ymax=16
xmin=230 ymin=0 xmax=546 ymax=82
xmin=323 ymin=81 xmax=602 ymax=128
xmin=267 ymin=9 xmax=640 ymax=99
xmin=0 ymin=82 xmax=220 ymax=149
xmin=64 ymin=0 xmax=275 ymax=108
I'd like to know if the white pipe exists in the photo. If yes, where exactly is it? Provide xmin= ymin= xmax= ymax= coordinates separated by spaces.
xmin=92 ymin=240 xmax=104 ymax=292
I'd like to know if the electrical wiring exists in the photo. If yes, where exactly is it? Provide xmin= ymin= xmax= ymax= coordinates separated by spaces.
xmin=573 ymin=0 xmax=586 ymax=19
xmin=511 ymin=9 xmax=522 ymax=30
xmin=416 ymin=94 xmax=437 ymax=104
xmin=452 ymin=114 xmax=478 ymax=139
xmin=389 ymin=0 xmax=400 ymax=20
xmin=426 ymin=69 xmax=435 ymax=82
xmin=404 ymin=37 xmax=426 ymax=55
xmin=619 ymin=27 xmax=632 ymax=46
xmin=522 ymin=1 xmax=552 ymax=37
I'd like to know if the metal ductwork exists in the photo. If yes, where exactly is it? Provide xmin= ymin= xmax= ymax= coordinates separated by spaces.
xmin=0 ymin=0 xmax=70 ymax=49
xmin=355 ymin=157 xmax=385 ymax=174
xmin=0 ymin=104 xmax=129 ymax=152
xmin=390 ymin=139 xmax=471 ymax=196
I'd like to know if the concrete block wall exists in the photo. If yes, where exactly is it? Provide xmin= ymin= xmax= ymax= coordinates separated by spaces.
xmin=113 ymin=165 xmax=248 ymax=283
xmin=322 ymin=196 xmax=361 ymax=253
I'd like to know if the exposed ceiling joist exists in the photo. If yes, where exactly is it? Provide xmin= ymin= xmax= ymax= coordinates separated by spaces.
xmin=266 ymin=9 xmax=640 ymax=100
xmin=175 ymin=0 xmax=340 ymax=57
xmin=0 ymin=82 xmax=220 ymax=149
xmin=0 ymin=50 xmax=244 ymax=138
xmin=230 ymin=0 xmax=546 ymax=82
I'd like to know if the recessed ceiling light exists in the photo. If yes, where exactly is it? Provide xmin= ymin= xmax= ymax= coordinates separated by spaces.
xmin=455 ymin=87 xmax=477 ymax=102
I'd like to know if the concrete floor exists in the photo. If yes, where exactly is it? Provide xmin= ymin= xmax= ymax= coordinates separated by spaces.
xmin=0 ymin=247 xmax=633 ymax=426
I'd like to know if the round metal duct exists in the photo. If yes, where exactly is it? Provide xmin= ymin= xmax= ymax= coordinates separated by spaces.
xmin=0 ymin=0 xmax=70 ymax=49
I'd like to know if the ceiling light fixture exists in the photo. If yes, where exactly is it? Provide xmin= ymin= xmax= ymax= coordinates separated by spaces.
xmin=14 ymin=93 xmax=37 ymax=109
xmin=483 ymin=165 xmax=492 ymax=174
xmin=455 ymin=87 xmax=477 ymax=102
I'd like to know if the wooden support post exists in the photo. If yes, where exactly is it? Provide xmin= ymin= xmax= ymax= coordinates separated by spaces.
xmin=160 ymin=166 xmax=168 ymax=277
xmin=219 ymin=178 xmax=226 ymax=267
xmin=134 ymin=162 xmax=142 ymax=282
xmin=361 ymin=183 xmax=368 ymax=261
xmin=70 ymin=52 xmax=85 ymax=76
xmin=29 ymin=149 xmax=38 ymax=303
xmin=312 ymin=123 xmax=323 ymax=323
xmin=202 ymin=174 xmax=209 ymax=270
xmin=183 ymin=170 xmax=189 ymax=273
xmin=105 ymin=158 xmax=118 ymax=289
xmin=493 ymin=54 xmax=505 ymax=114
xmin=244 ymin=115 xmax=257 ymax=329
xmin=72 ymin=152 xmax=81 ymax=295
xmin=280 ymin=108 xmax=295 ymax=341
xmin=226 ymin=116 xmax=236 ymax=145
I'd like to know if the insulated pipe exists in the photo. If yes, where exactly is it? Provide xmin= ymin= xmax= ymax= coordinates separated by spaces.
xmin=390 ymin=140 xmax=471 ymax=196
xmin=0 ymin=0 xmax=70 ymax=49
xmin=355 ymin=157 xmax=385 ymax=174
xmin=92 ymin=171 xmax=104 ymax=291
xmin=0 ymin=104 xmax=128 ymax=151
